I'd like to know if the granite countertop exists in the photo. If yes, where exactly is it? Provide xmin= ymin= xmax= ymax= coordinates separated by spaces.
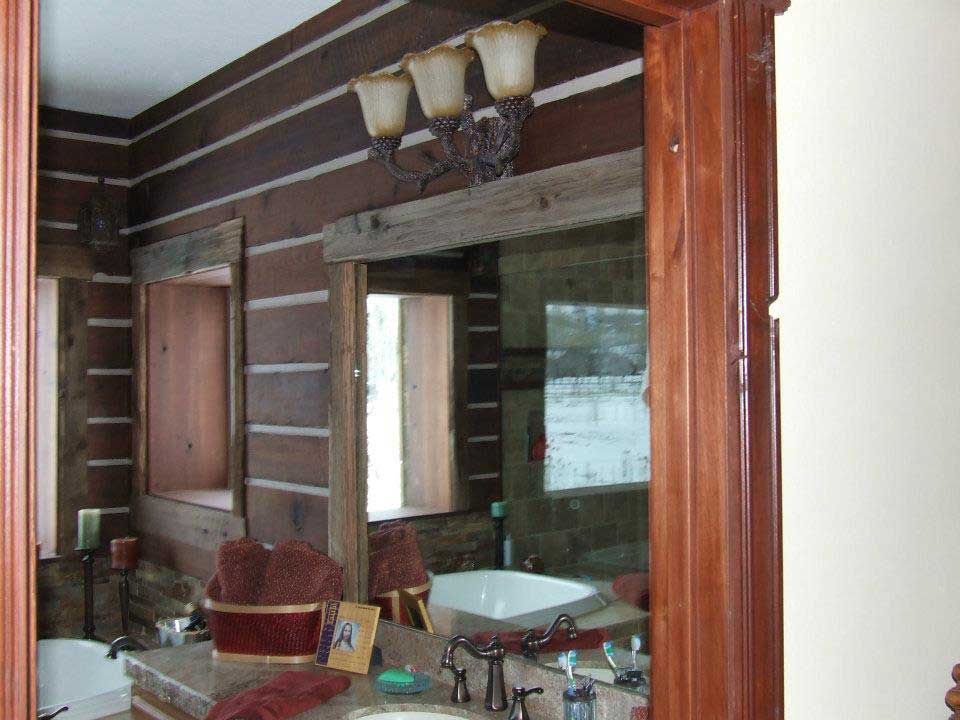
xmin=124 ymin=641 xmax=490 ymax=720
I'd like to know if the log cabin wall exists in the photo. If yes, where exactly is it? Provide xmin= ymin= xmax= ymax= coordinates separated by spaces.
xmin=36 ymin=107 xmax=134 ymax=638
xmin=39 ymin=0 xmax=644 ymax=623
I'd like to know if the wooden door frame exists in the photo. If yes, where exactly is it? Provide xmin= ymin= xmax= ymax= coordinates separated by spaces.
xmin=329 ymin=1 xmax=786 ymax=719
xmin=1 ymin=0 xmax=38 ymax=717
xmin=570 ymin=1 xmax=786 ymax=718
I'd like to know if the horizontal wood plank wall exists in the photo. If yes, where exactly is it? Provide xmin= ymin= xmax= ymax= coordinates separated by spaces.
xmin=36 ymin=107 xmax=134 ymax=637
xmin=118 ymin=0 xmax=643 ymax=574
xmin=37 ymin=108 xmax=134 ymax=560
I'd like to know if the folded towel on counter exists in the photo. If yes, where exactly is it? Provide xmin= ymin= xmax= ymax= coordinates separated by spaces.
xmin=257 ymin=540 xmax=343 ymax=605
xmin=470 ymin=627 xmax=610 ymax=655
xmin=368 ymin=521 xmax=428 ymax=598
xmin=204 ymin=671 xmax=351 ymax=720
xmin=216 ymin=537 xmax=271 ymax=604
xmin=612 ymin=572 xmax=650 ymax=612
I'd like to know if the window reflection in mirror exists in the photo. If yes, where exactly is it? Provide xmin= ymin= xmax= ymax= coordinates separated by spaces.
xmin=365 ymin=218 xmax=650 ymax=688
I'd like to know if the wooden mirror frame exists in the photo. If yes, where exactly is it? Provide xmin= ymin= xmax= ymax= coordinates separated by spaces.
xmin=0 ymin=0 xmax=786 ymax=717
xmin=325 ymin=2 xmax=787 ymax=719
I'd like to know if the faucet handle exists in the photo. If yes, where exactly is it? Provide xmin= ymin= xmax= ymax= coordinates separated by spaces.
xmin=509 ymin=686 xmax=543 ymax=720
xmin=448 ymin=666 xmax=470 ymax=704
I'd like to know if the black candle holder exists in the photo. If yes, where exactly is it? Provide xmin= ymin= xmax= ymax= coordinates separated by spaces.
xmin=76 ymin=548 xmax=99 ymax=641
xmin=117 ymin=568 xmax=131 ymax=635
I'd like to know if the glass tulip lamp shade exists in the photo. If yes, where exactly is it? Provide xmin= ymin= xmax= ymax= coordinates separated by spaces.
xmin=349 ymin=72 xmax=413 ymax=140
xmin=465 ymin=20 xmax=547 ymax=101
xmin=400 ymin=45 xmax=475 ymax=132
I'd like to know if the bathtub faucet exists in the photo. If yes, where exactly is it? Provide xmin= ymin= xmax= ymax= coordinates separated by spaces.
xmin=106 ymin=634 xmax=147 ymax=659
xmin=519 ymin=613 xmax=579 ymax=659
xmin=440 ymin=634 xmax=507 ymax=711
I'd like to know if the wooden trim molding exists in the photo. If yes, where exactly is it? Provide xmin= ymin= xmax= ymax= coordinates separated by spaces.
xmin=328 ymin=262 xmax=369 ymax=602
xmin=323 ymin=149 xmax=643 ymax=263
xmin=573 ymin=1 xmax=785 ymax=718
xmin=130 ymin=216 xmax=243 ymax=284
xmin=0 ymin=0 xmax=39 ymax=716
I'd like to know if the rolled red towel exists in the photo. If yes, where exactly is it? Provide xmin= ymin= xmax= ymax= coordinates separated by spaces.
xmin=612 ymin=572 xmax=650 ymax=612
xmin=257 ymin=540 xmax=343 ymax=605
xmin=217 ymin=537 xmax=270 ymax=604
xmin=470 ymin=627 xmax=610 ymax=655
xmin=205 ymin=671 xmax=350 ymax=720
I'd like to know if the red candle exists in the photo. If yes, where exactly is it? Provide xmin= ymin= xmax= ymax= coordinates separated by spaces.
xmin=110 ymin=536 xmax=140 ymax=570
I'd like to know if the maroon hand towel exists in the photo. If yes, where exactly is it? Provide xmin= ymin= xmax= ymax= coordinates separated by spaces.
xmin=205 ymin=671 xmax=351 ymax=720
xmin=470 ymin=627 xmax=610 ymax=655
xmin=217 ymin=537 xmax=270 ymax=604
xmin=612 ymin=572 xmax=650 ymax=612
xmin=257 ymin=540 xmax=343 ymax=605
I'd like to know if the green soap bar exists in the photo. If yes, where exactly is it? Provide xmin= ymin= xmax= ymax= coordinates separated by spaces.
xmin=378 ymin=669 xmax=415 ymax=685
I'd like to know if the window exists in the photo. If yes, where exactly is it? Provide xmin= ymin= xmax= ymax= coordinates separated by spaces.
xmin=35 ymin=278 xmax=59 ymax=559
xmin=366 ymin=293 xmax=455 ymax=518
xmin=145 ymin=266 xmax=234 ymax=511
xmin=543 ymin=303 xmax=650 ymax=492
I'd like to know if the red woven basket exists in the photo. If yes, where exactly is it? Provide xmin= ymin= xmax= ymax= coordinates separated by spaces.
xmin=202 ymin=597 xmax=322 ymax=664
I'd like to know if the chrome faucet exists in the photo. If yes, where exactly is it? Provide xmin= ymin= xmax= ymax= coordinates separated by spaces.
xmin=519 ymin=613 xmax=579 ymax=659
xmin=440 ymin=634 xmax=508 ymax=711
xmin=106 ymin=634 xmax=147 ymax=659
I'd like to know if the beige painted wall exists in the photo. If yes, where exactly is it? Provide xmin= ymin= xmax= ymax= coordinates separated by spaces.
xmin=775 ymin=2 xmax=960 ymax=717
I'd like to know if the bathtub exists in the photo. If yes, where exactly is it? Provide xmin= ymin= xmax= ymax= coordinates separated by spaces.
xmin=38 ymin=639 xmax=132 ymax=720
xmin=429 ymin=570 xmax=606 ymax=627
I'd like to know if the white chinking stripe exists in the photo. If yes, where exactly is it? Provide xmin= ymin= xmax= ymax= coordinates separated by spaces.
xmin=467 ymin=436 xmax=499 ymax=444
xmin=121 ymin=56 xmax=643 ymax=236
xmin=468 ymin=472 xmax=499 ymax=481
xmin=91 ymin=274 xmax=132 ymax=284
xmin=245 ymin=232 xmax=324 ymax=257
xmin=87 ymin=417 xmax=132 ymax=424
xmin=467 ymin=402 xmax=498 ymax=410
xmin=127 ymin=0 xmax=563 ymax=185
xmin=245 ymin=478 xmax=330 ymax=497
xmin=130 ymin=0 xmax=411 ymax=144
xmin=468 ymin=293 xmax=498 ymax=300
xmin=87 ymin=458 xmax=133 ymax=467
xmin=244 ymin=290 xmax=328 ymax=311
xmin=244 ymin=363 xmax=329 ymax=374
xmin=88 ymin=318 xmax=132 ymax=327
xmin=40 ymin=128 xmax=131 ymax=146
xmin=468 ymin=326 xmax=499 ymax=333
xmin=39 ymin=170 xmax=131 ymax=188
xmin=245 ymin=424 xmax=330 ymax=438
xmin=87 ymin=368 xmax=132 ymax=376
xmin=467 ymin=363 xmax=498 ymax=370
xmin=38 ymin=220 xmax=78 ymax=231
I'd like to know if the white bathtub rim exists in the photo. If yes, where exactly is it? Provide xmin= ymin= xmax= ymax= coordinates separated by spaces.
xmin=38 ymin=638 xmax=132 ymax=720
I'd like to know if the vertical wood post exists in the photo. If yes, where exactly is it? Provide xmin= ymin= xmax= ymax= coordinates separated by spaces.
xmin=329 ymin=262 xmax=369 ymax=602
xmin=0 ymin=0 xmax=38 ymax=716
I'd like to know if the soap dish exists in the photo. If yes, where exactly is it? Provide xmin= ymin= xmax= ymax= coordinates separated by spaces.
xmin=375 ymin=671 xmax=432 ymax=695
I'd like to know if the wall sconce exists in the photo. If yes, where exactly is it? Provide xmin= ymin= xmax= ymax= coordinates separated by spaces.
xmin=349 ymin=20 xmax=547 ymax=193
xmin=77 ymin=177 xmax=122 ymax=254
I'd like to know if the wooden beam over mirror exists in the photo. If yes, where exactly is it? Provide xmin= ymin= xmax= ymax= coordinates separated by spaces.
xmin=323 ymin=149 xmax=643 ymax=264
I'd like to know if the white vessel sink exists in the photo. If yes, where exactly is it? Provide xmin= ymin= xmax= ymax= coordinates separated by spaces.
xmin=360 ymin=713 xmax=467 ymax=720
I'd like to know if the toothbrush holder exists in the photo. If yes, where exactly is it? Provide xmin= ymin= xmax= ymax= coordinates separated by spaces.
xmin=562 ymin=690 xmax=597 ymax=720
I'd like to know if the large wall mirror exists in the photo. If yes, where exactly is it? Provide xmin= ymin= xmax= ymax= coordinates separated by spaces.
xmin=359 ymin=215 xmax=651 ymax=690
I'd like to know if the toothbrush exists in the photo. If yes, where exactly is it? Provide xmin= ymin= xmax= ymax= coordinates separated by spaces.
xmin=602 ymin=641 xmax=620 ymax=672
xmin=568 ymin=649 xmax=579 ymax=679
xmin=630 ymin=634 xmax=643 ymax=670
xmin=557 ymin=653 xmax=576 ymax=690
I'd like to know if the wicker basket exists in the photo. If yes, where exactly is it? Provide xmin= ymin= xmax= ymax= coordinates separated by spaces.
xmin=202 ymin=597 xmax=323 ymax=664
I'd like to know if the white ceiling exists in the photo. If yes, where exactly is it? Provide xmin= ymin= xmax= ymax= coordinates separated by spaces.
xmin=40 ymin=0 xmax=342 ymax=119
